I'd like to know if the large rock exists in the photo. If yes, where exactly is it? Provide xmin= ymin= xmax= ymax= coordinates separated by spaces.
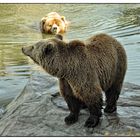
xmin=0 ymin=71 xmax=140 ymax=136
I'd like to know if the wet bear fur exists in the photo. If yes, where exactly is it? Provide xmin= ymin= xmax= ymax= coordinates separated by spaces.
xmin=22 ymin=33 xmax=127 ymax=128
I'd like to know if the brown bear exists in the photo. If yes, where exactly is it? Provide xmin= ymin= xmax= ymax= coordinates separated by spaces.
xmin=40 ymin=12 xmax=68 ymax=34
xmin=22 ymin=33 xmax=127 ymax=128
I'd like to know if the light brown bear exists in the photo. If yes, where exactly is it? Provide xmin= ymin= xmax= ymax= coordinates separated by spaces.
xmin=40 ymin=12 xmax=68 ymax=34
xmin=22 ymin=33 xmax=127 ymax=128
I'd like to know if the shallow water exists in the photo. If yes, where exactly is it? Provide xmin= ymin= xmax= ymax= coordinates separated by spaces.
xmin=0 ymin=4 xmax=140 ymax=106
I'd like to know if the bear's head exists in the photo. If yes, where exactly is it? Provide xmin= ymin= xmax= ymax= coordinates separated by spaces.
xmin=22 ymin=34 xmax=85 ymax=78
xmin=40 ymin=12 xmax=68 ymax=34
xmin=22 ymin=34 xmax=67 ymax=77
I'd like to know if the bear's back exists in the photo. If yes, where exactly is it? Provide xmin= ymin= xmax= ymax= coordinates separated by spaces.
xmin=85 ymin=33 xmax=126 ymax=91
xmin=85 ymin=33 xmax=118 ymax=55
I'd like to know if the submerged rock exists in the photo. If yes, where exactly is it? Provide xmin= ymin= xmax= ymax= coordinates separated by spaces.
xmin=0 ymin=71 xmax=140 ymax=136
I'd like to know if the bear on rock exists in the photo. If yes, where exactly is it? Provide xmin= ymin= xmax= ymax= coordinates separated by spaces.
xmin=22 ymin=33 xmax=127 ymax=128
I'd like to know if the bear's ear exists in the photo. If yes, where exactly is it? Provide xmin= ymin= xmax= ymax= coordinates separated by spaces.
xmin=40 ymin=18 xmax=46 ymax=32
xmin=61 ymin=16 xmax=66 ymax=22
xmin=68 ymin=40 xmax=85 ymax=49
xmin=55 ymin=34 xmax=63 ymax=40
xmin=41 ymin=18 xmax=46 ymax=24
xmin=44 ymin=42 xmax=54 ymax=55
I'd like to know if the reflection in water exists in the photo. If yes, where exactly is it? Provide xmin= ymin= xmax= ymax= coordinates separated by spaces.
xmin=0 ymin=4 xmax=140 ymax=106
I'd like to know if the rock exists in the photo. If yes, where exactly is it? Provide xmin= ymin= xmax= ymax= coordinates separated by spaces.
xmin=0 ymin=71 xmax=140 ymax=136
xmin=0 ymin=107 xmax=6 ymax=119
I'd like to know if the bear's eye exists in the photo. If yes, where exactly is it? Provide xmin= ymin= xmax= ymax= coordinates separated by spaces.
xmin=49 ymin=25 xmax=52 ymax=27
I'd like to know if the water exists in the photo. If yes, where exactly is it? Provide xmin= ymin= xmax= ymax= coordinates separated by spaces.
xmin=0 ymin=4 xmax=140 ymax=106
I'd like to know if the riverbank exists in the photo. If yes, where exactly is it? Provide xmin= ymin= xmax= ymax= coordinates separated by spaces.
xmin=0 ymin=71 xmax=140 ymax=136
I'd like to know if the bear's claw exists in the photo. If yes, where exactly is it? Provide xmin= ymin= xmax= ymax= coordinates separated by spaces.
xmin=65 ymin=113 xmax=78 ymax=125
xmin=84 ymin=115 xmax=99 ymax=128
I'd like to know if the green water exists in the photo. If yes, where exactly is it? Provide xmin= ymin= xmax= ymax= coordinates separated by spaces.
xmin=0 ymin=4 xmax=140 ymax=106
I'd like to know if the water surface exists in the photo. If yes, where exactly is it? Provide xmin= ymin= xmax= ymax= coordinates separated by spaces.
xmin=0 ymin=4 xmax=140 ymax=106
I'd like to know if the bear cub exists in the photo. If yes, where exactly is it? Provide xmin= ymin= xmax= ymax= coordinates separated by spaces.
xmin=22 ymin=33 xmax=127 ymax=128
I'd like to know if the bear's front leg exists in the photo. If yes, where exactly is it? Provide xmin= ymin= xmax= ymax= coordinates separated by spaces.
xmin=64 ymin=96 xmax=80 ymax=125
xmin=84 ymin=104 xmax=102 ymax=128
xmin=81 ymin=87 xmax=103 ymax=128
xmin=59 ymin=78 xmax=81 ymax=125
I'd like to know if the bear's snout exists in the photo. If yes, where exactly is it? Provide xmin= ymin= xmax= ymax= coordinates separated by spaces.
xmin=22 ymin=46 xmax=33 ymax=56
xmin=53 ymin=27 xmax=57 ymax=32
xmin=51 ymin=26 xmax=58 ymax=34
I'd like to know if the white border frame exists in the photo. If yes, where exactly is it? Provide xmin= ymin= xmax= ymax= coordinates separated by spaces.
xmin=0 ymin=0 xmax=140 ymax=3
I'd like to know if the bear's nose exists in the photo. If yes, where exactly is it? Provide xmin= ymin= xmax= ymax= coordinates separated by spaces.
xmin=53 ymin=27 xmax=57 ymax=31
xmin=51 ymin=25 xmax=58 ymax=34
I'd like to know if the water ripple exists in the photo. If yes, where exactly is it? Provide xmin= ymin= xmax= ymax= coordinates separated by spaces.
xmin=0 ymin=4 xmax=140 ymax=106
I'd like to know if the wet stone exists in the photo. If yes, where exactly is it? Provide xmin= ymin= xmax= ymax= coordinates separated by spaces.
xmin=0 ymin=71 xmax=140 ymax=136
xmin=0 ymin=107 xmax=6 ymax=119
